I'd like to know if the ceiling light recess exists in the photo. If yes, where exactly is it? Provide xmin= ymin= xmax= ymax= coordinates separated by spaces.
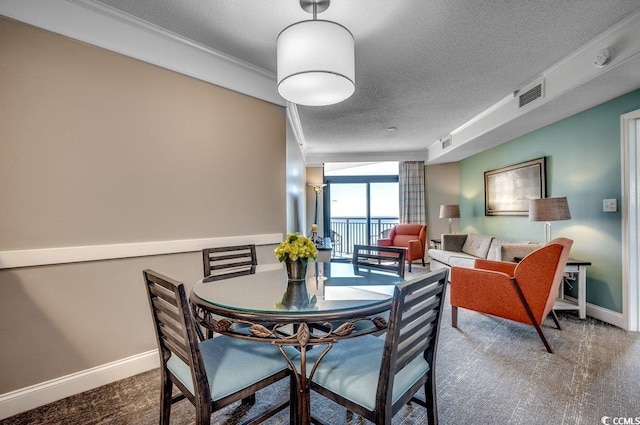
xmin=277 ymin=0 xmax=355 ymax=106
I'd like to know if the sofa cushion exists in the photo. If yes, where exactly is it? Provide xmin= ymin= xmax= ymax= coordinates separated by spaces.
xmin=448 ymin=254 xmax=478 ymax=268
xmin=441 ymin=234 xmax=467 ymax=252
xmin=461 ymin=234 xmax=493 ymax=258
xmin=428 ymin=249 xmax=477 ymax=268
xmin=428 ymin=249 xmax=451 ymax=265
xmin=501 ymin=243 xmax=543 ymax=262
xmin=487 ymin=237 xmax=532 ymax=261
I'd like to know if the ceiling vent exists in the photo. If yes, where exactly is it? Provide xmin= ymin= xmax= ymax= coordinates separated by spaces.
xmin=441 ymin=136 xmax=452 ymax=149
xmin=518 ymin=78 xmax=545 ymax=109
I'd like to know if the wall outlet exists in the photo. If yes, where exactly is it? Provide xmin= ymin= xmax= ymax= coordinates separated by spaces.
xmin=603 ymin=198 xmax=617 ymax=212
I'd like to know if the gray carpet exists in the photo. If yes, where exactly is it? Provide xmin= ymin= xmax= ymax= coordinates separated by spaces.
xmin=4 ymin=274 xmax=639 ymax=424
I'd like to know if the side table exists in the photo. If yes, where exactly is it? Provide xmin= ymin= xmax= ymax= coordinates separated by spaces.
xmin=555 ymin=259 xmax=591 ymax=320
xmin=513 ymin=257 xmax=590 ymax=320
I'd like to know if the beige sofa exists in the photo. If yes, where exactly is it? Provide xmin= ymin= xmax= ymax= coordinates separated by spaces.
xmin=428 ymin=233 xmax=540 ymax=270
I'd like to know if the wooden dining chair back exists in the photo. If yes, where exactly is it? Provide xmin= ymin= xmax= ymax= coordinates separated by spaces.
xmin=306 ymin=269 xmax=449 ymax=425
xmin=142 ymin=269 xmax=291 ymax=425
xmin=202 ymin=244 xmax=256 ymax=280
xmin=353 ymin=244 xmax=406 ymax=278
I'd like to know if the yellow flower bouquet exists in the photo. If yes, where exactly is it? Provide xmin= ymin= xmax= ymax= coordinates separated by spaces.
xmin=274 ymin=232 xmax=318 ymax=265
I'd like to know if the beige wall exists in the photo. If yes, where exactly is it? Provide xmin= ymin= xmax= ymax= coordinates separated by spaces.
xmin=426 ymin=163 xmax=460 ymax=244
xmin=0 ymin=17 xmax=286 ymax=393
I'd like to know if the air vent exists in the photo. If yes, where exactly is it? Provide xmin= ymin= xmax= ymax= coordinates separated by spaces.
xmin=518 ymin=79 xmax=545 ymax=109
xmin=441 ymin=136 xmax=452 ymax=149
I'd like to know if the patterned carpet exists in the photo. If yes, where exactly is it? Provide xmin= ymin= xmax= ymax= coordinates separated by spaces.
xmin=4 ymin=266 xmax=640 ymax=424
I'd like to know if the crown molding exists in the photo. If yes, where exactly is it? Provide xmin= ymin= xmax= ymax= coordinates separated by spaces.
xmin=0 ymin=0 xmax=286 ymax=106
xmin=305 ymin=150 xmax=428 ymax=167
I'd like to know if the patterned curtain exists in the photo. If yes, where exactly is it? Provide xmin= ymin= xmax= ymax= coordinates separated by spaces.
xmin=399 ymin=161 xmax=425 ymax=224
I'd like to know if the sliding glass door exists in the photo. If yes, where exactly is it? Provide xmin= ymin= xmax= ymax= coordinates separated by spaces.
xmin=370 ymin=181 xmax=400 ymax=240
xmin=324 ymin=177 xmax=398 ymax=260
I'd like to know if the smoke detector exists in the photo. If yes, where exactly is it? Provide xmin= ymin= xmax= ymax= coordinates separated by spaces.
xmin=594 ymin=48 xmax=614 ymax=68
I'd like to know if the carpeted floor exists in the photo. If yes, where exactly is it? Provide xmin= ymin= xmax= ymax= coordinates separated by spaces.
xmin=4 ymin=265 xmax=640 ymax=424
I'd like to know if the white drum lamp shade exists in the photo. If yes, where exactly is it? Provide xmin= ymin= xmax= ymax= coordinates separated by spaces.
xmin=277 ymin=20 xmax=355 ymax=106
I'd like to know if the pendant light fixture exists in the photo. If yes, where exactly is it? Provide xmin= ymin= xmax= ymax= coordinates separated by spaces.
xmin=277 ymin=0 xmax=355 ymax=106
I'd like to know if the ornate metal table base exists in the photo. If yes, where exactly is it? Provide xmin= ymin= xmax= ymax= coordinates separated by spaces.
xmin=191 ymin=304 xmax=387 ymax=425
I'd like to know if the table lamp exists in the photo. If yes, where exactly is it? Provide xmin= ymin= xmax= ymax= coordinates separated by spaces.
xmin=439 ymin=204 xmax=460 ymax=234
xmin=529 ymin=197 xmax=571 ymax=242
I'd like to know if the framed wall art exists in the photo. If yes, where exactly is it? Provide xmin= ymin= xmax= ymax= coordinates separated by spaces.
xmin=485 ymin=157 xmax=546 ymax=216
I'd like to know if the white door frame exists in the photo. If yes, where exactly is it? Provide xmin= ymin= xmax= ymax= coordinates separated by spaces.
xmin=621 ymin=109 xmax=640 ymax=332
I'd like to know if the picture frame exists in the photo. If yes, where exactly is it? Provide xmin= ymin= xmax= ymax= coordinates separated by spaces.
xmin=485 ymin=157 xmax=546 ymax=216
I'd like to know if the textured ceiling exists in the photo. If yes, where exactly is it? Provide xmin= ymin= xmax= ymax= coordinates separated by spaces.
xmin=95 ymin=0 xmax=640 ymax=161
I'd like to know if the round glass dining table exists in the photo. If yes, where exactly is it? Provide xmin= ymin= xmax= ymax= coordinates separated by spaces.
xmin=189 ymin=261 xmax=404 ymax=425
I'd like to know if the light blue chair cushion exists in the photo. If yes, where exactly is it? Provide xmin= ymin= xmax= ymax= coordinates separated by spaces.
xmin=305 ymin=335 xmax=429 ymax=411
xmin=167 ymin=335 xmax=298 ymax=401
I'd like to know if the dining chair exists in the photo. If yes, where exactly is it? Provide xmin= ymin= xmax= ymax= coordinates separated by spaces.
xmin=202 ymin=244 xmax=257 ymax=280
xmin=353 ymin=244 xmax=406 ymax=278
xmin=142 ymin=269 xmax=294 ymax=425
xmin=304 ymin=269 xmax=449 ymax=425
xmin=201 ymin=245 xmax=259 ymax=339
xmin=310 ymin=245 xmax=406 ymax=336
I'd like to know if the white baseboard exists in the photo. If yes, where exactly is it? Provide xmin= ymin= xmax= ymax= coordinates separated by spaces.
xmin=0 ymin=350 xmax=159 ymax=420
xmin=585 ymin=302 xmax=624 ymax=328
xmin=561 ymin=295 xmax=624 ymax=328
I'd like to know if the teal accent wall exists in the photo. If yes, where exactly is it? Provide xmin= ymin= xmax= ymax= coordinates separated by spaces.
xmin=459 ymin=89 xmax=640 ymax=313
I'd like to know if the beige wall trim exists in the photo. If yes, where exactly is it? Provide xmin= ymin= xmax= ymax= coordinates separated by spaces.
xmin=0 ymin=234 xmax=283 ymax=269
xmin=0 ymin=349 xmax=159 ymax=420
xmin=0 ymin=0 xmax=284 ymax=106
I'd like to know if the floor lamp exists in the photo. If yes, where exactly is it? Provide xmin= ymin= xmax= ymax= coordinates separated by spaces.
xmin=529 ymin=197 xmax=571 ymax=242
xmin=309 ymin=183 xmax=326 ymax=242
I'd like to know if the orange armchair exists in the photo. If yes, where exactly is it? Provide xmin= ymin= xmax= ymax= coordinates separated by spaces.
xmin=450 ymin=237 xmax=573 ymax=353
xmin=377 ymin=224 xmax=427 ymax=271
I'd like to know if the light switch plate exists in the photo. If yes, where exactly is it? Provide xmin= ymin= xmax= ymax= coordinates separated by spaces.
xmin=603 ymin=198 xmax=617 ymax=212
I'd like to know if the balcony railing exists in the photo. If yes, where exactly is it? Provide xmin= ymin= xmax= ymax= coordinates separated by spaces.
xmin=329 ymin=216 xmax=398 ymax=258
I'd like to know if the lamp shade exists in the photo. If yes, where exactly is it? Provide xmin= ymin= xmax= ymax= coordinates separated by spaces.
xmin=529 ymin=197 xmax=571 ymax=222
xmin=439 ymin=204 xmax=460 ymax=219
xmin=277 ymin=20 xmax=355 ymax=106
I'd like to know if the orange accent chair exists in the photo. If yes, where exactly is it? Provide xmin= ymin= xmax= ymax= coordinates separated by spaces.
xmin=376 ymin=224 xmax=427 ymax=271
xmin=450 ymin=237 xmax=573 ymax=353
